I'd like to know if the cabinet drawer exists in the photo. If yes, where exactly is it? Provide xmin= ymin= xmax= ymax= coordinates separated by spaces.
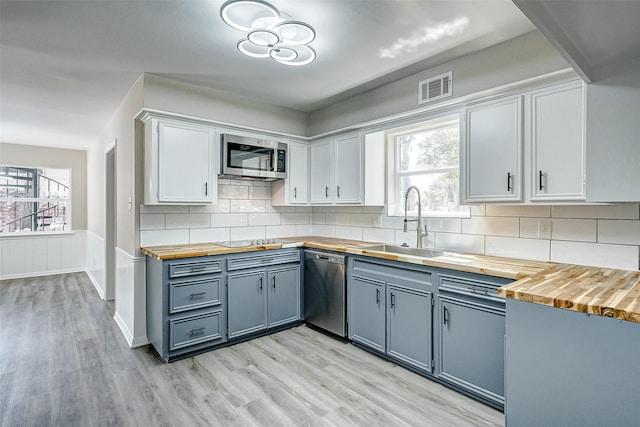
xmin=227 ymin=250 xmax=300 ymax=271
xmin=169 ymin=277 xmax=222 ymax=314
xmin=169 ymin=259 xmax=222 ymax=278
xmin=169 ymin=310 xmax=223 ymax=351
xmin=439 ymin=274 xmax=506 ymax=302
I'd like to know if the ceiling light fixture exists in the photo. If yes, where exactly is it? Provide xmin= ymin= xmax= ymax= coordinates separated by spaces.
xmin=220 ymin=0 xmax=317 ymax=66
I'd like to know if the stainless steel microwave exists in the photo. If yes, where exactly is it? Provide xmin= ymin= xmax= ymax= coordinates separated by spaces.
xmin=220 ymin=134 xmax=287 ymax=180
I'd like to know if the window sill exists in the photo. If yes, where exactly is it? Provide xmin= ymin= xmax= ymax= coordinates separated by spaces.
xmin=0 ymin=231 xmax=76 ymax=239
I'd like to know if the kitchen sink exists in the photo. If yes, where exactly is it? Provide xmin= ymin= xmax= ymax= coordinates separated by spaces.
xmin=361 ymin=244 xmax=445 ymax=258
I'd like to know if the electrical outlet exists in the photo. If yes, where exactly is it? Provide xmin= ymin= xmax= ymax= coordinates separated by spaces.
xmin=538 ymin=219 xmax=552 ymax=239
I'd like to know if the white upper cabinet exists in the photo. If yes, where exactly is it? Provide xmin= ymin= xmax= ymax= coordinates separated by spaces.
xmin=310 ymin=139 xmax=336 ymax=203
xmin=334 ymin=134 xmax=363 ymax=203
xmin=464 ymin=95 xmax=523 ymax=203
xmin=462 ymin=79 xmax=587 ymax=204
xmin=271 ymin=141 xmax=308 ymax=206
xmin=143 ymin=115 xmax=217 ymax=205
xmin=529 ymin=81 xmax=585 ymax=201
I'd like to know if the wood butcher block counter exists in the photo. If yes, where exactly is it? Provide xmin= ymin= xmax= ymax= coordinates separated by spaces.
xmin=141 ymin=236 xmax=640 ymax=324
xmin=498 ymin=264 xmax=640 ymax=323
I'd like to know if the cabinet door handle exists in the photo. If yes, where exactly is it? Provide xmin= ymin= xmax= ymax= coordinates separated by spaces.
xmin=507 ymin=173 xmax=512 ymax=192
xmin=376 ymin=288 xmax=380 ymax=304
xmin=294 ymin=187 xmax=297 ymax=199
xmin=205 ymin=182 xmax=208 ymax=196
xmin=272 ymin=276 xmax=276 ymax=289
xmin=337 ymin=185 xmax=341 ymax=198
xmin=258 ymin=277 xmax=263 ymax=291
xmin=443 ymin=306 xmax=449 ymax=325
xmin=190 ymin=326 xmax=206 ymax=335
xmin=325 ymin=186 xmax=329 ymax=198
xmin=390 ymin=293 xmax=395 ymax=308
xmin=539 ymin=170 xmax=544 ymax=190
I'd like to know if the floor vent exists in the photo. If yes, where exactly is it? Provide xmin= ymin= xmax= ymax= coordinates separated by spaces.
xmin=418 ymin=71 xmax=453 ymax=104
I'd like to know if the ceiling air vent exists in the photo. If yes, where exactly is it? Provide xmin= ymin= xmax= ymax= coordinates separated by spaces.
xmin=418 ymin=71 xmax=453 ymax=105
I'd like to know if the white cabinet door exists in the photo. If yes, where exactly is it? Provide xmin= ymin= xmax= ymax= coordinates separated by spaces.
xmin=157 ymin=120 xmax=215 ymax=203
xmin=288 ymin=143 xmax=308 ymax=204
xmin=530 ymin=81 xmax=584 ymax=201
xmin=465 ymin=96 xmax=523 ymax=202
xmin=335 ymin=134 xmax=362 ymax=203
xmin=310 ymin=140 xmax=334 ymax=203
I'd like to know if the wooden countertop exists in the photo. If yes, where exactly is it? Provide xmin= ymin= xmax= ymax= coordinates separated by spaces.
xmin=498 ymin=264 xmax=640 ymax=323
xmin=141 ymin=236 xmax=640 ymax=323
xmin=140 ymin=236 xmax=554 ymax=280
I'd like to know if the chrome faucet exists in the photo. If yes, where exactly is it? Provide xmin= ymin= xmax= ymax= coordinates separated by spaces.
xmin=403 ymin=185 xmax=428 ymax=248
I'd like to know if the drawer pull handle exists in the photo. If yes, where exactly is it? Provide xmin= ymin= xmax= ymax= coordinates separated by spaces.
xmin=190 ymin=327 xmax=206 ymax=335
xmin=469 ymin=287 xmax=489 ymax=295
xmin=190 ymin=292 xmax=206 ymax=299
xmin=190 ymin=266 xmax=206 ymax=272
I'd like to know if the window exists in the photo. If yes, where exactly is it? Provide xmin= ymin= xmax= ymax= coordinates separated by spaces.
xmin=0 ymin=165 xmax=71 ymax=233
xmin=387 ymin=114 xmax=469 ymax=217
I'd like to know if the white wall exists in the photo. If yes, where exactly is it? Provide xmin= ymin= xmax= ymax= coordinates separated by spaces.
xmin=309 ymin=31 xmax=569 ymax=136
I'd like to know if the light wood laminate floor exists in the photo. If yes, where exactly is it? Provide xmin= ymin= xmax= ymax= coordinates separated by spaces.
xmin=0 ymin=272 xmax=504 ymax=427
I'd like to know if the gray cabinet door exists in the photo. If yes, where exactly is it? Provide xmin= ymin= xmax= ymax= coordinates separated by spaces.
xmin=227 ymin=270 xmax=267 ymax=339
xmin=439 ymin=295 xmax=505 ymax=403
xmin=349 ymin=275 xmax=385 ymax=352
xmin=267 ymin=265 xmax=301 ymax=328
xmin=387 ymin=284 xmax=433 ymax=372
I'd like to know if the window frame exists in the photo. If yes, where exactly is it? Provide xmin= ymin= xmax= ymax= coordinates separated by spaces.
xmin=386 ymin=113 xmax=469 ymax=218
xmin=0 ymin=164 xmax=72 ymax=234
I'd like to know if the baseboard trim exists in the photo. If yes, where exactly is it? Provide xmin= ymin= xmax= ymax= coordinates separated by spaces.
xmin=0 ymin=268 xmax=85 ymax=281
xmin=84 ymin=268 xmax=106 ymax=300
xmin=114 ymin=310 xmax=149 ymax=349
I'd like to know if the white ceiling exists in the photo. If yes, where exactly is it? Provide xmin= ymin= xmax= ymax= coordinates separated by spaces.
xmin=2 ymin=1 xmax=639 ymax=151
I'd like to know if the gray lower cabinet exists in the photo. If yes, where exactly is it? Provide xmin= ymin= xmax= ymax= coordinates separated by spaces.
xmin=348 ymin=258 xmax=434 ymax=373
xmin=146 ymin=255 xmax=227 ymax=361
xmin=437 ymin=272 xmax=511 ymax=407
xmin=227 ymin=250 xmax=302 ymax=340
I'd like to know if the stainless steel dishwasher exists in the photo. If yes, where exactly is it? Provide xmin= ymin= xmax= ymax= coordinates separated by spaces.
xmin=304 ymin=249 xmax=347 ymax=337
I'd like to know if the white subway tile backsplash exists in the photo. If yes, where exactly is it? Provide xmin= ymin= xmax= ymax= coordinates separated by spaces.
xmin=295 ymin=206 xmax=313 ymax=213
xmin=248 ymin=213 xmax=281 ymax=226
xmin=210 ymin=213 xmax=248 ymax=227
xmin=140 ymin=205 xmax=189 ymax=214
xmin=485 ymin=205 xmax=550 ymax=218
xmin=470 ymin=205 xmax=486 ymax=216
xmin=362 ymin=206 xmax=385 ymax=214
xmin=335 ymin=206 xmax=363 ymax=214
xmin=335 ymin=226 xmax=363 ymax=241
xmin=552 ymin=219 xmax=596 ymax=242
xmin=219 ymin=185 xmax=249 ymax=199
xmin=230 ymin=226 xmax=265 ymax=241
xmin=363 ymin=228 xmax=395 ymax=244
xmin=295 ymin=224 xmax=314 ymax=236
xmin=426 ymin=218 xmax=462 ymax=233
xmin=312 ymin=206 xmax=336 ymax=213
xmin=351 ymin=214 xmax=381 ymax=227
xmin=519 ymin=218 xmax=542 ymax=239
xmin=551 ymin=241 xmax=639 ymax=270
xmin=311 ymin=213 xmax=326 ymax=224
xmin=280 ymin=212 xmax=310 ymax=225
xmin=435 ymin=233 xmax=485 ymax=254
xmin=189 ymin=227 xmax=230 ymax=244
xmin=313 ymin=225 xmax=336 ymax=237
xmin=230 ymin=200 xmax=266 ymax=213
xmin=165 ymin=214 xmax=209 ymax=229
xmin=248 ymin=186 xmax=272 ymax=200
xmin=598 ymin=220 xmax=640 ymax=245
xmin=380 ymin=215 xmax=405 ymax=229
xmin=485 ymin=236 xmax=550 ymax=261
xmin=140 ymin=229 xmax=189 ymax=247
xmin=551 ymin=203 xmax=640 ymax=220
xmin=189 ymin=200 xmax=231 ymax=213
xmin=140 ymin=214 xmax=165 ymax=230
xmin=265 ymin=225 xmax=297 ymax=238
xmin=268 ymin=204 xmax=297 ymax=213
xmin=462 ymin=217 xmax=519 ymax=237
